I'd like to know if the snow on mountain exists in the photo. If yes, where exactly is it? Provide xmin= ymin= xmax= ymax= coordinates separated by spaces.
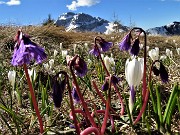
xmin=146 ymin=21 xmax=180 ymax=36
xmin=55 ymin=12 xmax=128 ymax=33
xmin=55 ymin=12 xmax=109 ymax=33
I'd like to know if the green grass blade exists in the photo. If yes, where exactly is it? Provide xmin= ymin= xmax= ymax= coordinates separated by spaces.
xmin=155 ymin=84 xmax=163 ymax=124
xmin=163 ymin=83 xmax=178 ymax=123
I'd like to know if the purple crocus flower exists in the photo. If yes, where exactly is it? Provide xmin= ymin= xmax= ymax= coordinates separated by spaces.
xmin=72 ymin=87 xmax=80 ymax=103
xmin=73 ymin=56 xmax=88 ymax=77
xmin=89 ymin=47 xmax=99 ymax=57
xmin=159 ymin=62 xmax=168 ymax=83
xmin=52 ymin=77 xmax=66 ymax=108
xmin=130 ymin=38 xmax=140 ymax=56
xmin=99 ymin=39 xmax=113 ymax=52
xmin=119 ymin=33 xmax=131 ymax=51
xmin=11 ymin=30 xmax=47 ymax=66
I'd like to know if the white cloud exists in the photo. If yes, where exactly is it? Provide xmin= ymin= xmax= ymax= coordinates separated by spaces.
xmin=67 ymin=0 xmax=100 ymax=11
xmin=0 ymin=0 xmax=20 ymax=6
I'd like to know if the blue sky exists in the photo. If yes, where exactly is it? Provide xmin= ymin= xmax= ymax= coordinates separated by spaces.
xmin=0 ymin=0 xmax=180 ymax=30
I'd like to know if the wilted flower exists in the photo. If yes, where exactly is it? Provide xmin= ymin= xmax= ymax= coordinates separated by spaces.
xmin=72 ymin=87 xmax=80 ymax=104
xmin=130 ymin=38 xmax=140 ymax=56
xmin=11 ymin=30 xmax=47 ymax=66
xmin=73 ymin=56 xmax=88 ymax=77
xmin=119 ymin=33 xmax=131 ymax=51
xmin=8 ymin=70 xmax=16 ymax=88
xmin=52 ymin=76 xmax=66 ymax=108
xmin=148 ymin=47 xmax=159 ymax=61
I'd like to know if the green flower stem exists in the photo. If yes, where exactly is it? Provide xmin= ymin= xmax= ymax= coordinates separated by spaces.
xmin=23 ymin=64 xmax=43 ymax=133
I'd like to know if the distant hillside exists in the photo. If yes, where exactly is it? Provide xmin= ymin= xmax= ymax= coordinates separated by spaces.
xmin=146 ymin=21 xmax=180 ymax=36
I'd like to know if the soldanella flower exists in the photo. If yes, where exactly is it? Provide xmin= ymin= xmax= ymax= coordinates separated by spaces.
xmin=102 ymin=75 xmax=120 ymax=91
xmin=62 ymin=50 xmax=68 ymax=58
xmin=52 ymin=75 xmax=66 ymax=108
xmin=125 ymin=57 xmax=144 ymax=114
xmin=11 ymin=30 xmax=47 ymax=66
xmin=8 ymin=70 xmax=16 ymax=88
xmin=130 ymin=38 xmax=140 ymax=56
xmin=152 ymin=61 xmax=168 ymax=83
xmin=89 ymin=36 xmax=113 ymax=57
xmin=72 ymin=86 xmax=80 ymax=104
xmin=148 ymin=47 xmax=159 ymax=61
xmin=70 ymin=55 xmax=88 ymax=77
xmin=119 ymin=33 xmax=131 ymax=51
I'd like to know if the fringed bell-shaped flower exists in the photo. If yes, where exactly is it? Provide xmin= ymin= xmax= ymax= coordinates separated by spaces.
xmin=99 ymin=39 xmax=113 ymax=52
xmin=119 ymin=33 xmax=131 ymax=51
xmin=152 ymin=62 xmax=168 ymax=83
xmin=130 ymin=38 xmax=140 ymax=56
xmin=11 ymin=30 xmax=47 ymax=66
xmin=73 ymin=56 xmax=88 ymax=77
xmin=89 ymin=47 xmax=99 ymax=57
xmin=52 ymin=77 xmax=66 ymax=108
xmin=72 ymin=87 xmax=80 ymax=104
xmin=102 ymin=75 xmax=120 ymax=91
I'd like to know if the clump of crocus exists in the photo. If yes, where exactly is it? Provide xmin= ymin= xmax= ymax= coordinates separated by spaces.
xmin=11 ymin=29 xmax=47 ymax=133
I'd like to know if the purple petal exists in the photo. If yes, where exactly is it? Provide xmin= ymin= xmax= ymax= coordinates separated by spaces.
xmin=99 ymin=40 xmax=113 ymax=52
xmin=130 ymin=86 xmax=136 ymax=103
xmin=102 ymin=80 xmax=109 ymax=91
xmin=74 ymin=57 xmax=88 ymax=77
xmin=89 ymin=48 xmax=99 ymax=57
xmin=119 ymin=34 xmax=131 ymax=51
xmin=72 ymin=87 xmax=80 ymax=104
xmin=130 ymin=38 xmax=140 ymax=56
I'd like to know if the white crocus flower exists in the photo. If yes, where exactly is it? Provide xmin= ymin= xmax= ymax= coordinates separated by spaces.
xmin=49 ymin=59 xmax=54 ymax=69
xmin=125 ymin=57 xmax=144 ymax=114
xmin=160 ymin=55 xmax=167 ymax=61
xmin=60 ymin=43 xmax=63 ymax=50
xmin=53 ymin=50 xmax=58 ymax=58
xmin=177 ymin=48 xmax=180 ymax=55
xmin=139 ymin=44 xmax=143 ymax=49
xmin=8 ymin=70 xmax=16 ymax=88
xmin=146 ymin=46 xmax=149 ymax=52
xmin=43 ymin=63 xmax=50 ymax=71
xmin=62 ymin=50 xmax=68 ymax=58
xmin=125 ymin=58 xmax=144 ymax=87
xmin=73 ymin=44 xmax=77 ymax=54
xmin=28 ymin=68 xmax=37 ymax=82
xmin=166 ymin=48 xmax=171 ymax=57
xmin=148 ymin=47 xmax=159 ymax=61
xmin=104 ymin=56 xmax=111 ymax=71
xmin=101 ymin=54 xmax=104 ymax=59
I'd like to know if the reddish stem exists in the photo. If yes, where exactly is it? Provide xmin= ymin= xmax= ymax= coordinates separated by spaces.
xmin=92 ymin=80 xmax=117 ymax=114
xmin=69 ymin=57 xmax=98 ymax=128
xmin=112 ymin=84 xmax=124 ymax=115
xmin=80 ymin=127 xmax=100 ymax=135
xmin=23 ymin=64 xmax=43 ymax=133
